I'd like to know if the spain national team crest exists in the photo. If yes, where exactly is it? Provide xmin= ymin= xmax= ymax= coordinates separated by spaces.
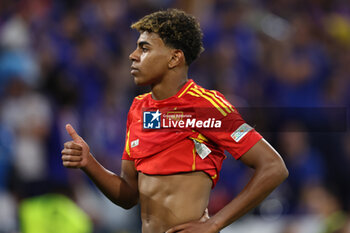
xmin=143 ymin=110 xmax=161 ymax=129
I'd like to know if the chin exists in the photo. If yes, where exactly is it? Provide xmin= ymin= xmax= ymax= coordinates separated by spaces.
xmin=133 ymin=76 xmax=149 ymax=86
xmin=133 ymin=76 xmax=154 ymax=86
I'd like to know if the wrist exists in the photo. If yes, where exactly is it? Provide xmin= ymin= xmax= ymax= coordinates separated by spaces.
xmin=81 ymin=152 xmax=95 ymax=172
xmin=207 ymin=217 xmax=222 ymax=233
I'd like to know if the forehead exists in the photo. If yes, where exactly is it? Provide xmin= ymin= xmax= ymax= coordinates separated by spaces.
xmin=137 ymin=31 xmax=166 ymax=47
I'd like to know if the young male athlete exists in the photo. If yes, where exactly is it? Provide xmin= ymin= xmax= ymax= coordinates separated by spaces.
xmin=61 ymin=9 xmax=289 ymax=233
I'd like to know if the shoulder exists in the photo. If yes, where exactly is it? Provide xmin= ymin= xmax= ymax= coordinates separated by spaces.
xmin=129 ymin=92 xmax=151 ymax=108
xmin=181 ymin=82 xmax=235 ymax=116
xmin=180 ymin=82 xmax=225 ymax=102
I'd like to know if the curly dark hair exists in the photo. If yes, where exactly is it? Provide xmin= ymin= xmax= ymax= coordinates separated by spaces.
xmin=131 ymin=9 xmax=204 ymax=65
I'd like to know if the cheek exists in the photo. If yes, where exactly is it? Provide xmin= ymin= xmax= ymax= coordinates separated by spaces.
xmin=142 ymin=54 xmax=169 ymax=73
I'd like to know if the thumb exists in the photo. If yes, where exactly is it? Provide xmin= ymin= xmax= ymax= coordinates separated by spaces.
xmin=66 ymin=124 xmax=82 ymax=142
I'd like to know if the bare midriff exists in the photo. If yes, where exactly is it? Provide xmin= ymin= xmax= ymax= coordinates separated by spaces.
xmin=138 ymin=171 xmax=212 ymax=233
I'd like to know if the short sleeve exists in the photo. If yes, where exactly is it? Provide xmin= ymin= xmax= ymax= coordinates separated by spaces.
xmin=122 ymin=105 xmax=134 ymax=161
xmin=196 ymin=91 xmax=262 ymax=160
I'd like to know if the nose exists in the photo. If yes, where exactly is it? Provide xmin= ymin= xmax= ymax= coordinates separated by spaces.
xmin=129 ymin=49 xmax=139 ymax=61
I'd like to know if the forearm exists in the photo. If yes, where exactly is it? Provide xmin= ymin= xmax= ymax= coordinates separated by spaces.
xmin=209 ymin=162 xmax=288 ymax=231
xmin=82 ymin=154 xmax=138 ymax=209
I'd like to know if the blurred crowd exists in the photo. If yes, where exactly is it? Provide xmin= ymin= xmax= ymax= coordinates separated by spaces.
xmin=0 ymin=0 xmax=350 ymax=232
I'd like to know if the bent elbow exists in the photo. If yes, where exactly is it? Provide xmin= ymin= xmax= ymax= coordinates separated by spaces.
xmin=272 ymin=160 xmax=289 ymax=184
xmin=280 ymin=165 xmax=289 ymax=182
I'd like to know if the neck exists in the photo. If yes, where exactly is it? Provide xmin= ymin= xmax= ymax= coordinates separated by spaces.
xmin=151 ymin=69 xmax=188 ymax=100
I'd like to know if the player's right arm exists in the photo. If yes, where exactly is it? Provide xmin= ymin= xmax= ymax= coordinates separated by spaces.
xmin=61 ymin=124 xmax=139 ymax=209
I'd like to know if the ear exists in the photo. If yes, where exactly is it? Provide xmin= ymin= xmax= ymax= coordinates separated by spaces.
xmin=168 ymin=49 xmax=185 ymax=69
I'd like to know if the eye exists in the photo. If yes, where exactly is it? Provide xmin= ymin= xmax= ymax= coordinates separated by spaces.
xmin=141 ymin=47 xmax=149 ymax=52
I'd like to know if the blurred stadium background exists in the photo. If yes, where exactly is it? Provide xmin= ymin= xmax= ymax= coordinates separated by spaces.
xmin=0 ymin=0 xmax=350 ymax=232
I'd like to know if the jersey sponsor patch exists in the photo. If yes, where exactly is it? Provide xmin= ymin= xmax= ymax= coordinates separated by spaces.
xmin=231 ymin=123 xmax=253 ymax=142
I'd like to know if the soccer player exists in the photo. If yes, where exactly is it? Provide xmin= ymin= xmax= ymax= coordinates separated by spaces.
xmin=61 ymin=9 xmax=289 ymax=233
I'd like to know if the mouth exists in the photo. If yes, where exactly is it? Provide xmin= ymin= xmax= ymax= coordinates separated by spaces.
xmin=130 ymin=66 xmax=139 ymax=75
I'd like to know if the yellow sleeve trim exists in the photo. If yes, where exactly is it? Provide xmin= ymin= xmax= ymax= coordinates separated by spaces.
xmin=125 ymin=130 xmax=131 ymax=157
xmin=202 ymin=89 xmax=234 ymax=113
xmin=211 ymin=174 xmax=217 ymax=180
xmin=187 ymin=91 xmax=200 ymax=97
xmin=191 ymin=88 xmax=227 ymax=116
xmin=209 ymin=90 xmax=235 ymax=112
xmin=178 ymin=81 xmax=194 ymax=98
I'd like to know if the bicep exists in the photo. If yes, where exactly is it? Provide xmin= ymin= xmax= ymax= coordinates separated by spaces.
xmin=239 ymin=139 xmax=285 ymax=170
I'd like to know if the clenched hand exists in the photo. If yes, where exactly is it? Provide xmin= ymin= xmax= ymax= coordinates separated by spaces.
xmin=61 ymin=124 xmax=91 ymax=169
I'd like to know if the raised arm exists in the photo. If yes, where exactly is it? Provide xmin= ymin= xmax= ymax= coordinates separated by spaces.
xmin=61 ymin=124 xmax=139 ymax=209
xmin=166 ymin=138 xmax=288 ymax=233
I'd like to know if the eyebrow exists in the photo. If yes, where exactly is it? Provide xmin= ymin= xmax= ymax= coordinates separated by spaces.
xmin=138 ymin=41 xmax=151 ymax=48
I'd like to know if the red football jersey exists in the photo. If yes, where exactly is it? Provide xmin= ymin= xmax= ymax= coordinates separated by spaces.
xmin=122 ymin=79 xmax=262 ymax=187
